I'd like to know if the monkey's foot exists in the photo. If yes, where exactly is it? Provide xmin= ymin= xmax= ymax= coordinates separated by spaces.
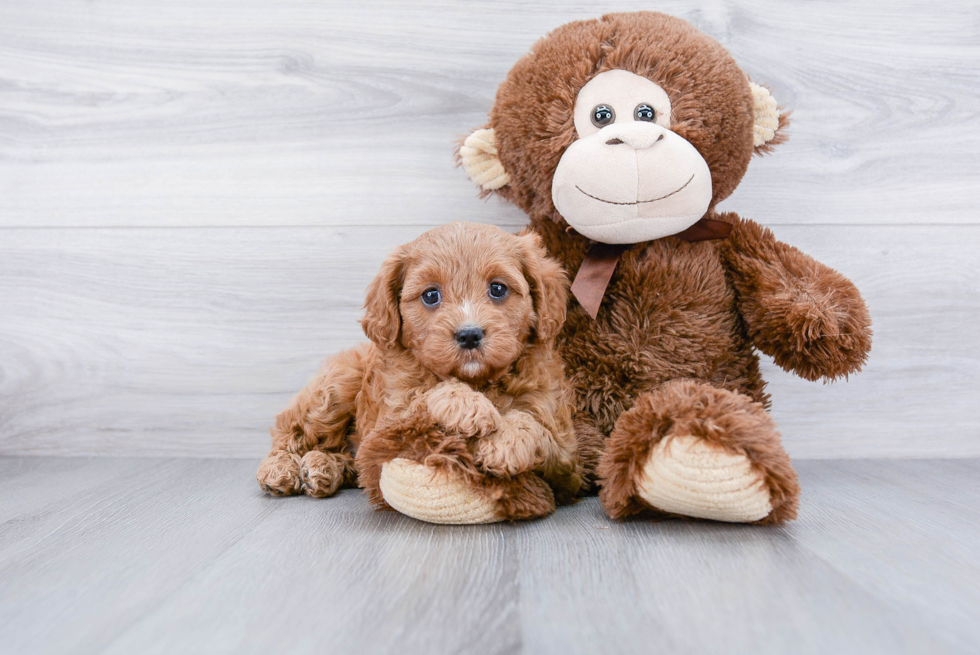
xmin=598 ymin=380 xmax=800 ymax=524
xmin=636 ymin=435 xmax=772 ymax=522
xmin=379 ymin=459 xmax=501 ymax=524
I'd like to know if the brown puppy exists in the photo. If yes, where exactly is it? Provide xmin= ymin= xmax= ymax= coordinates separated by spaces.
xmin=256 ymin=222 xmax=586 ymax=522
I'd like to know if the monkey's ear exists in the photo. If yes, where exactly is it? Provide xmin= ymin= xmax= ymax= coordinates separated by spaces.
xmin=360 ymin=245 xmax=406 ymax=350
xmin=750 ymin=83 xmax=790 ymax=155
xmin=518 ymin=231 xmax=567 ymax=344
xmin=459 ymin=127 xmax=511 ymax=191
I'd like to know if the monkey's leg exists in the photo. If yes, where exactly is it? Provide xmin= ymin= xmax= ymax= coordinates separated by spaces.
xmin=256 ymin=344 xmax=368 ymax=497
xmin=357 ymin=413 xmax=556 ymax=524
xmin=573 ymin=411 xmax=606 ymax=492
xmin=597 ymin=379 xmax=799 ymax=524
xmin=379 ymin=460 xmax=556 ymax=524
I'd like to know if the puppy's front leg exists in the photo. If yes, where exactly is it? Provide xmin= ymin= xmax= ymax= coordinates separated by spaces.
xmin=475 ymin=411 xmax=554 ymax=477
xmin=425 ymin=379 xmax=500 ymax=438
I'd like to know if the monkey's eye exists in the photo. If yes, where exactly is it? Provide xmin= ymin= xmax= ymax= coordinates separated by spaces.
xmin=591 ymin=105 xmax=615 ymax=127
xmin=488 ymin=282 xmax=509 ymax=300
xmin=634 ymin=104 xmax=656 ymax=122
xmin=421 ymin=288 xmax=441 ymax=307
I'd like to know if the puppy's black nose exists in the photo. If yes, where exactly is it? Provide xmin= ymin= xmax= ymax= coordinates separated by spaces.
xmin=455 ymin=326 xmax=484 ymax=350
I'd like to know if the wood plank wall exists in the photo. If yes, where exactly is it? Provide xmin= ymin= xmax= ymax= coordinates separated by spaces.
xmin=1 ymin=0 xmax=977 ymax=458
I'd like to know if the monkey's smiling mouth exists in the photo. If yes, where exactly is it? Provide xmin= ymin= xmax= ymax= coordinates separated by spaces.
xmin=575 ymin=174 xmax=695 ymax=206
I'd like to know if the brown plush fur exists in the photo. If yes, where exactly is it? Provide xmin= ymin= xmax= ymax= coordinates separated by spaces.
xmin=597 ymin=379 xmax=800 ymax=524
xmin=464 ymin=12 xmax=873 ymax=524
xmin=257 ymin=222 xmax=585 ymax=521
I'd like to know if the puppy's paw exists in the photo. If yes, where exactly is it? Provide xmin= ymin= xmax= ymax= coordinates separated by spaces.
xmin=475 ymin=412 xmax=549 ymax=476
xmin=300 ymin=451 xmax=349 ymax=498
xmin=426 ymin=380 xmax=500 ymax=438
xmin=256 ymin=451 xmax=302 ymax=496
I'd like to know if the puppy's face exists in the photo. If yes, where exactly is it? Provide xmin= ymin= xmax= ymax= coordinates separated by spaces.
xmin=361 ymin=223 xmax=567 ymax=385
xmin=399 ymin=236 xmax=533 ymax=384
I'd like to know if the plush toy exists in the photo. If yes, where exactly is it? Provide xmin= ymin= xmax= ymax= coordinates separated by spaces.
xmin=256 ymin=222 xmax=588 ymax=523
xmin=383 ymin=12 xmax=872 ymax=524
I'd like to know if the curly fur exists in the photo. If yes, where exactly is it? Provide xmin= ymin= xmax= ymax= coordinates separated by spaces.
xmin=356 ymin=412 xmax=557 ymax=520
xmin=257 ymin=222 xmax=585 ymax=521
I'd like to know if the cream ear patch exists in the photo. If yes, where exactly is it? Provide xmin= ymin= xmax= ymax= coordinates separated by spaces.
xmin=750 ymin=83 xmax=780 ymax=148
xmin=460 ymin=128 xmax=511 ymax=190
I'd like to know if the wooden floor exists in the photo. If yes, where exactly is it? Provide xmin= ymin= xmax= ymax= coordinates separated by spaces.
xmin=1 ymin=457 xmax=977 ymax=655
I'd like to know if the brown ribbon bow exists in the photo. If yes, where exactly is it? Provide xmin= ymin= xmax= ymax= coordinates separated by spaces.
xmin=570 ymin=217 xmax=733 ymax=319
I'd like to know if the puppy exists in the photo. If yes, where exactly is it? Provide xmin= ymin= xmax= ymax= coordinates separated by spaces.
xmin=256 ymin=222 xmax=586 ymax=521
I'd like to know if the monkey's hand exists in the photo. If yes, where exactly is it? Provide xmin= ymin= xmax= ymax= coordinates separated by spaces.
xmin=474 ymin=411 xmax=553 ymax=476
xmin=721 ymin=215 xmax=873 ymax=381
xmin=425 ymin=380 xmax=501 ymax=438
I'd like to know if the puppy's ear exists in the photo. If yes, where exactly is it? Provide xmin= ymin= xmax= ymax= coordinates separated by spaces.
xmin=361 ymin=245 xmax=407 ymax=349
xmin=518 ymin=232 xmax=568 ymax=344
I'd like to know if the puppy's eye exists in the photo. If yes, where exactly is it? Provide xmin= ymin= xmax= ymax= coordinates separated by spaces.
xmin=420 ymin=288 xmax=441 ymax=307
xmin=488 ymin=282 xmax=508 ymax=300
xmin=591 ymin=104 xmax=615 ymax=127
xmin=634 ymin=103 xmax=656 ymax=122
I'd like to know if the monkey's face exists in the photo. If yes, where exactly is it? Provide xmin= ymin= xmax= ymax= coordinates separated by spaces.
xmin=461 ymin=13 xmax=788 ymax=237
xmin=551 ymin=70 xmax=713 ymax=244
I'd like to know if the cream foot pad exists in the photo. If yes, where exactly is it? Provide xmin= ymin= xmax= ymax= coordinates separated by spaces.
xmin=379 ymin=458 xmax=501 ymax=525
xmin=636 ymin=436 xmax=773 ymax=522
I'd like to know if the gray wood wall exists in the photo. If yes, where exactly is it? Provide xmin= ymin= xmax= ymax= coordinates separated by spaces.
xmin=1 ymin=0 xmax=977 ymax=459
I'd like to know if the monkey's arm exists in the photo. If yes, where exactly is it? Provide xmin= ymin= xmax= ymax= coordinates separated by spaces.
xmin=719 ymin=215 xmax=872 ymax=381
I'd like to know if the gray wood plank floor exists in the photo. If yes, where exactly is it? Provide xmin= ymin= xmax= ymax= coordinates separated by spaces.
xmin=1 ymin=457 xmax=977 ymax=655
